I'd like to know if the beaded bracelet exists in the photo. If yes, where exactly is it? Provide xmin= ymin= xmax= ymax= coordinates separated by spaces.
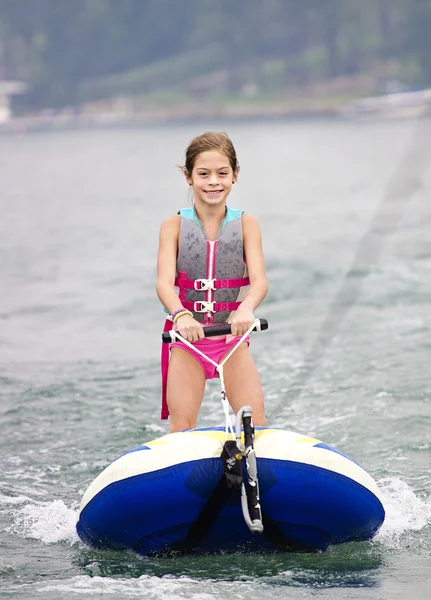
xmin=170 ymin=307 xmax=187 ymax=321
xmin=171 ymin=308 xmax=193 ymax=324
xmin=173 ymin=310 xmax=193 ymax=324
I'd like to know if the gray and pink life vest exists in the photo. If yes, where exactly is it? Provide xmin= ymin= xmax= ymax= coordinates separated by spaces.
xmin=161 ymin=205 xmax=250 ymax=419
xmin=175 ymin=205 xmax=250 ymax=324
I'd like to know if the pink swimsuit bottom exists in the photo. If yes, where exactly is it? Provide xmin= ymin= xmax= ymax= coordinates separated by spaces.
xmin=169 ymin=335 xmax=250 ymax=380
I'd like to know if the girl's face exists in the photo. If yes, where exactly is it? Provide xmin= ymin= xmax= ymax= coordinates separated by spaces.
xmin=186 ymin=150 xmax=237 ymax=208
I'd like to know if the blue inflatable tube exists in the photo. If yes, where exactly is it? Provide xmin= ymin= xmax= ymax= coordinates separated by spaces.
xmin=76 ymin=427 xmax=385 ymax=555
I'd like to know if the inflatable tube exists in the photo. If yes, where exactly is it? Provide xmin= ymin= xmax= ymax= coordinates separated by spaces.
xmin=76 ymin=427 xmax=385 ymax=555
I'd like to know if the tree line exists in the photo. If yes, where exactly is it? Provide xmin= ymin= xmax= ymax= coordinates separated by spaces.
xmin=0 ymin=0 xmax=430 ymax=109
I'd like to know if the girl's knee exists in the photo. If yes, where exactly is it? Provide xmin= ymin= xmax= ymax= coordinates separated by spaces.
xmin=169 ymin=417 xmax=196 ymax=433
xmin=252 ymin=412 xmax=267 ymax=426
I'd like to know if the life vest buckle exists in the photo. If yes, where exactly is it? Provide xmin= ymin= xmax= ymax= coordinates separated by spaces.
xmin=194 ymin=301 xmax=215 ymax=313
xmin=193 ymin=278 xmax=215 ymax=291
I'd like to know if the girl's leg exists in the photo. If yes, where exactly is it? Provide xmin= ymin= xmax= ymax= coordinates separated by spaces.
xmin=222 ymin=343 xmax=267 ymax=425
xmin=167 ymin=348 xmax=206 ymax=433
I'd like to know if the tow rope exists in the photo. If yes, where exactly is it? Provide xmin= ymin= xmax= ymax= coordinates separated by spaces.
xmin=165 ymin=320 xmax=264 ymax=543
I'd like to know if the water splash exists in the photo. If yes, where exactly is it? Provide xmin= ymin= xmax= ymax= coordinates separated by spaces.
xmin=375 ymin=477 xmax=431 ymax=549
xmin=37 ymin=575 xmax=222 ymax=598
xmin=11 ymin=499 xmax=79 ymax=545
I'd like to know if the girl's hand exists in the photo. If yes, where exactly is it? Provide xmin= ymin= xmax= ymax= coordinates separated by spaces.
xmin=230 ymin=306 xmax=255 ymax=337
xmin=175 ymin=314 xmax=205 ymax=342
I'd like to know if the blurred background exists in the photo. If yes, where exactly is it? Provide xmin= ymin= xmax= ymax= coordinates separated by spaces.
xmin=1 ymin=0 xmax=431 ymax=127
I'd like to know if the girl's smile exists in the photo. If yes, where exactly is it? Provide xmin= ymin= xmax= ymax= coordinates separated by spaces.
xmin=186 ymin=150 xmax=237 ymax=207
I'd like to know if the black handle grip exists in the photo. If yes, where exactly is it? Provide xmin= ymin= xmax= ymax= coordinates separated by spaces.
xmin=162 ymin=318 xmax=268 ymax=343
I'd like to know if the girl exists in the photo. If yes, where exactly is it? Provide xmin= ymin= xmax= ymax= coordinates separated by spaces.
xmin=156 ymin=131 xmax=268 ymax=433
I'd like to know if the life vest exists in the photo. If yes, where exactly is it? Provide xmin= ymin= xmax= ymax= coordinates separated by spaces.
xmin=161 ymin=205 xmax=250 ymax=419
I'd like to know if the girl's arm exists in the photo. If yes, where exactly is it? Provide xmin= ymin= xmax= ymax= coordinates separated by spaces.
xmin=230 ymin=214 xmax=268 ymax=335
xmin=241 ymin=213 xmax=268 ymax=310
xmin=156 ymin=215 xmax=183 ymax=314
xmin=156 ymin=215 xmax=204 ymax=342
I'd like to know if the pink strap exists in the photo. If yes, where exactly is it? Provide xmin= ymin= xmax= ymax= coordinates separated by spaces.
xmin=161 ymin=318 xmax=173 ymax=419
xmin=175 ymin=277 xmax=250 ymax=289
xmin=177 ymin=270 xmax=187 ymax=303
xmin=182 ymin=301 xmax=241 ymax=312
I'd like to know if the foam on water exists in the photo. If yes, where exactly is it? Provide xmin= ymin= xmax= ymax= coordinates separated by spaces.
xmin=7 ymin=475 xmax=430 ymax=555
xmin=0 ymin=492 xmax=34 ymax=506
xmin=37 ymin=575 xmax=217 ymax=598
xmin=20 ymin=574 xmax=313 ymax=599
xmin=143 ymin=423 xmax=166 ymax=435
xmin=375 ymin=477 xmax=431 ymax=549
xmin=10 ymin=499 xmax=79 ymax=545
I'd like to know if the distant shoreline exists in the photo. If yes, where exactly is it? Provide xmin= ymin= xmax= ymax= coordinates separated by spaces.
xmin=0 ymin=101 xmax=345 ymax=135
xmin=2 ymin=89 xmax=430 ymax=135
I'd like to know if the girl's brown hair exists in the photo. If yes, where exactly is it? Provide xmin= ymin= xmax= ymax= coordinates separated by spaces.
xmin=180 ymin=131 xmax=239 ymax=176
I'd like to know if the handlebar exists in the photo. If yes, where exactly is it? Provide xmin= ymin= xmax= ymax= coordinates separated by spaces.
xmin=162 ymin=318 xmax=268 ymax=343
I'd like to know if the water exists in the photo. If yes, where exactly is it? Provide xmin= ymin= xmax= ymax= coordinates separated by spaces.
xmin=1 ymin=120 xmax=430 ymax=598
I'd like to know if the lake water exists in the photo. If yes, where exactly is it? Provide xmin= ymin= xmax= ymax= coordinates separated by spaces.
xmin=0 ymin=119 xmax=430 ymax=599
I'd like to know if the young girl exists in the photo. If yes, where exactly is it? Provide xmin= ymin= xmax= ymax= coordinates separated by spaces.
xmin=156 ymin=131 xmax=268 ymax=433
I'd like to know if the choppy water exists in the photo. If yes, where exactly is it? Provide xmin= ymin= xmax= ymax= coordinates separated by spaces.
xmin=1 ymin=120 xmax=430 ymax=599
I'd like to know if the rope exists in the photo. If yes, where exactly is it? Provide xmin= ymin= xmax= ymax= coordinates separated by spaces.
xmin=169 ymin=320 xmax=259 ymax=440
xmin=169 ymin=320 xmax=265 ymax=537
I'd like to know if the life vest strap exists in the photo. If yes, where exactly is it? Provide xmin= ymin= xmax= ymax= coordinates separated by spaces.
xmin=160 ymin=318 xmax=173 ymax=420
xmin=182 ymin=300 xmax=241 ymax=314
xmin=175 ymin=276 xmax=250 ymax=291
